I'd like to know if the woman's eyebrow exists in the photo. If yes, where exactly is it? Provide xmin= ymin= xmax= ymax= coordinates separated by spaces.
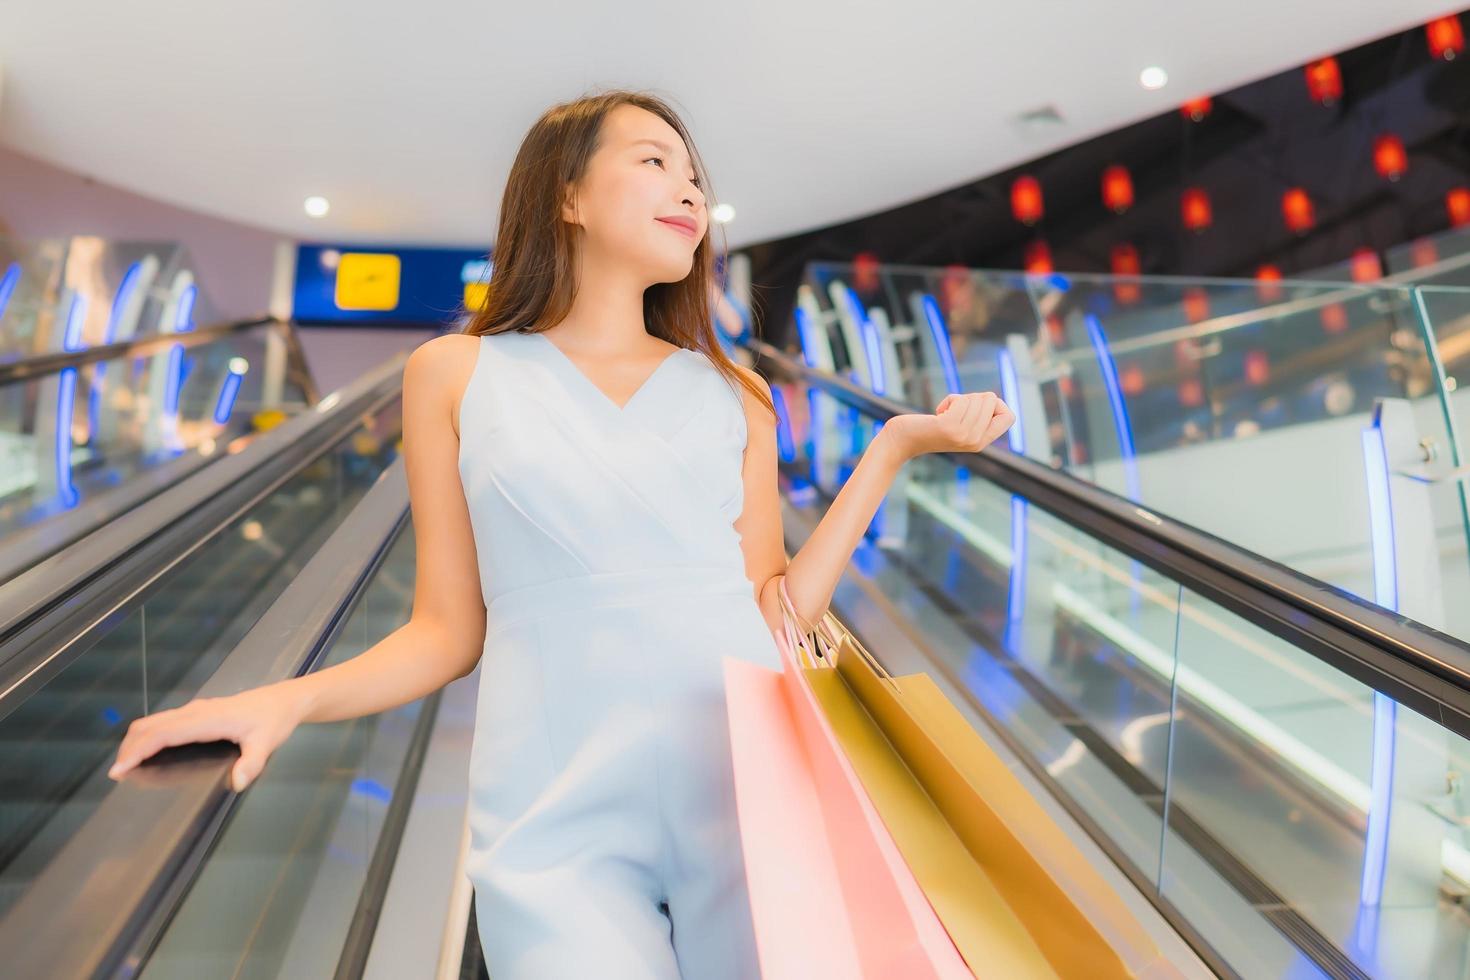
xmin=631 ymin=138 xmax=688 ymax=163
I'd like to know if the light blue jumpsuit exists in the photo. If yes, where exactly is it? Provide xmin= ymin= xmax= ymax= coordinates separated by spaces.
xmin=455 ymin=330 xmax=783 ymax=978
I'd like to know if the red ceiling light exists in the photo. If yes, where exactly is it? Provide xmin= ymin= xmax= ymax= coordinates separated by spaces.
xmin=1183 ymin=287 xmax=1210 ymax=324
xmin=1372 ymin=134 xmax=1408 ymax=181
xmin=852 ymin=251 xmax=881 ymax=292
xmin=1110 ymin=242 xmax=1141 ymax=275
xmin=1244 ymin=350 xmax=1270 ymax=386
xmin=1181 ymin=187 xmax=1213 ymax=232
xmin=1024 ymin=239 xmax=1053 ymax=275
xmin=1449 ymin=188 xmax=1470 ymax=228
xmin=1321 ymin=303 xmax=1349 ymax=334
xmin=1350 ymin=248 xmax=1382 ymax=283
xmin=1282 ymin=188 xmax=1315 ymax=234
xmin=1011 ymin=176 xmax=1044 ymax=225
xmin=1427 ymin=15 xmax=1465 ymax=61
xmin=1181 ymin=97 xmax=1213 ymax=122
xmin=1304 ymin=57 xmax=1343 ymax=105
xmin=940 ymin=264 xmax=973 ymax=318
xmin=1111 ymin=243 xmax=1141 ymax=303
xmin=1256 ymin=264 xmax=1284 ymax=303
xmin=1411 ymin=238 xmax=1440 ymax=269
xmin=1102 ymin=166 xmax=1134 ymax=214
xmin=1178 ymin=378 xmax=1204 ymax=408
xmin=1121 ymin=364 xmax=1146 ymax=396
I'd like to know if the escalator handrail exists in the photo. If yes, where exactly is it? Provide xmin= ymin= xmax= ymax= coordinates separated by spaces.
xmin=0 ymin=457 xmax=414 ymax=979
xmin=749 ymin=338 xmax=1470 ymax=737
xmin=0 ymin=349 xmax=408 ymax=707
xmin=0 ymin=314 xmax=277 ymax=386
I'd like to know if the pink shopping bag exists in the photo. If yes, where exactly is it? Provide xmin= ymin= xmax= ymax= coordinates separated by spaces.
xmin=724 ymin=626 xmax=973 ymax=979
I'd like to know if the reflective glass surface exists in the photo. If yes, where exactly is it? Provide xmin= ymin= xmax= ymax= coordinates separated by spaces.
xmin=775 ymin=359 xmax=1470 ymax=978
xmin=142 ymin=521 xmax=424 ymax=977
xmin=796 ymin=262 xmax=1470 ymax=645
xmin=0 ymin=398 xmax=403 ymax=920
xmin=0 ymin=321 xmax=313 ymax=552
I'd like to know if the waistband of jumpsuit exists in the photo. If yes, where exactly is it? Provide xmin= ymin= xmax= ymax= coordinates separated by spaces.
xmin=486 ymin=564 xmax=755 ymax=633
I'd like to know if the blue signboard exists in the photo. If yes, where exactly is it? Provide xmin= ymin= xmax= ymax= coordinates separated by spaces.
xmin=292 ymin=243 xmax=493 ymax=328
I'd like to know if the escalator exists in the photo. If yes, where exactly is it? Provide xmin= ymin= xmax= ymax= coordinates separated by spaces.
xmin=0 ymin=342 xmax=474 ymax=976
xmin=0 ymin=351 xmax=405 ymax=937
xmin=5 ymin=297 xmax=1470 ymax=976
xmin=0 ymin=315 xmax=318 ymax=582
xmin=757 ymin=335 xmax=1470 ymax=978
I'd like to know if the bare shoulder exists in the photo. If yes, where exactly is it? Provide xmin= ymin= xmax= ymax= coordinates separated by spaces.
xmin=731 ymin=362 xmax=772 ymax=399
xmin=729 ymin=362 xmax=777 ymax=429
xmin=405 ymin=333 xmax=484 ymax=439
xmin=410 ymin=331 xmax=482 ymax=370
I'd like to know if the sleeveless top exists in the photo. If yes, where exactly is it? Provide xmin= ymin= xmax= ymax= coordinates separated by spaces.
xmin=455 ymin=330 xmax=756 ymax=626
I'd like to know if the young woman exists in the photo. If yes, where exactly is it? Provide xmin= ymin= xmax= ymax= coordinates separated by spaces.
xmin=109 ymin=90 xmax=1014 ymax=978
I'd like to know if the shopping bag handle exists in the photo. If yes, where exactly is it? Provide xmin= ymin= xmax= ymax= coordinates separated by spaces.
xmin=776 ymin=574 xmax=844 ymax=668
xmin=779 ymin=576 xmax=902 ymax=686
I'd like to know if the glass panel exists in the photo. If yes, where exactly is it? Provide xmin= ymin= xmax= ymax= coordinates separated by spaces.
xmin=142 ymin=522 xmax=424 ymax=978
xmin=795 ymin=261 xmax=1470 ymax=644
xmin=780 ymin=369 xmax=1185 ymax=888
xmin=1415 ymin=286 xmax=1470 ymax=452
xmin=0 ymin=238 xmax=206 ymax=358
xmin=772 ymin=358 xmax=1470 ymax=975
xmin=0 ymin=322 xmax=317 ymax=556
xmin=0 ymin=238 xmax=66 ymax=361
xmin=0 ymin=402 xmax=403 ymax=918
xmin=1405 ymin=285 xmax=1470 ymax=643
xmin=0 ymin=613 xmax=145 ymax=917
xmin=1162 ymin=587 xmax=1469 ymax=978
xmin=1386 ymin=227 xmax=1470 ymax=288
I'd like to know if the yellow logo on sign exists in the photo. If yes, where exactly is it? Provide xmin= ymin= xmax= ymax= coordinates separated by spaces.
xmin=335 ymin=253 xmax=401 ymax=311
xmin=463 ymin=281 xmax=489 ymax=312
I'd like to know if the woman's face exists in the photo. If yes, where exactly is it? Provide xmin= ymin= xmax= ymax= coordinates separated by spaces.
xmin=562 ymin=104 xmax=708 ymax=285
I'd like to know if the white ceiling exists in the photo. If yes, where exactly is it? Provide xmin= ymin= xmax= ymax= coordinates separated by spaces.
xmin=1 ymin=2 xmax=1460 ymax=249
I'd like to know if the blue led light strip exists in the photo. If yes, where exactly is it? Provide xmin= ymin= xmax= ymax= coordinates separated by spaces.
xmin=1358 ymin=418 xmax=1399 ymax=912
xmin=920 ymin=295 xmax=962 ymax=396
xmin=1084 ymin=314 xmax=1139 ymax=501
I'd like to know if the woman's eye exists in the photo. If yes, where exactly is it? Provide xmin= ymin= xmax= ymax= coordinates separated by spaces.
xmin=646 ymin=157 xmax=701 ymax=190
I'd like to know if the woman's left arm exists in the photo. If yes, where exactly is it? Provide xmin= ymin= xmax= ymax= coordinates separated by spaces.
xmin=732 ymin=366 xmax=1015 ymax=633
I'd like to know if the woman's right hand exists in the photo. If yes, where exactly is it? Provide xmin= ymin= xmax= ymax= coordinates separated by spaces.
xmin=108 ymin=682 xmax=308 ymax=792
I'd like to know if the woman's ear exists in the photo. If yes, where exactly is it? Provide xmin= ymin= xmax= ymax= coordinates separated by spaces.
xmin=560 ymin=184 xmax=580 ymax=226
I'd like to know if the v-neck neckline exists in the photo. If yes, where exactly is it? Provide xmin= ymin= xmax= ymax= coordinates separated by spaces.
xmin=530 ymin=331 xmax=687 ymax=414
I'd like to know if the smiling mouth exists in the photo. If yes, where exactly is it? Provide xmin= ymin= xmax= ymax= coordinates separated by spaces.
xmin=656 ymin=219 xmax=699 ymax=240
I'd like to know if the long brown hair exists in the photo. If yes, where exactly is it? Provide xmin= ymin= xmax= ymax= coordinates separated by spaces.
xmin=463 ymin=89 xmax=773 ymax=419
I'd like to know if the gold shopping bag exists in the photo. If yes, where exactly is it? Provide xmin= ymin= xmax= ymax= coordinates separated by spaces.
xmin=777 ymin=578 xmax=1167 ymax=979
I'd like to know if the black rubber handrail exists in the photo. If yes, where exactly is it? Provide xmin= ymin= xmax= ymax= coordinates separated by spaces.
xmin=0 ymin=315 xmax=274 ymax=385
xmin=748 ymin=338 xmax=1470 ymax=739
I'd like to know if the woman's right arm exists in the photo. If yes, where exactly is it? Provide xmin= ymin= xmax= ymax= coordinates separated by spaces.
xmin=109 ymin=334 xmax=488 ymax=791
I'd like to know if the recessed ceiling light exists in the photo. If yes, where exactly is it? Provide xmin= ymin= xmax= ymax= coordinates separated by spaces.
xmin=712 ymin=203 xmax=736 ymax=224
xmin=304 ymin=196 xmax=330 ymax=218
xmin=1140 ymin=67 xmax=1168 ymax=90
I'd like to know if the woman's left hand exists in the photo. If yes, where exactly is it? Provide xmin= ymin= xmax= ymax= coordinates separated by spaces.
xmin=881 ymin=391 xmax=1016 ymax=462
